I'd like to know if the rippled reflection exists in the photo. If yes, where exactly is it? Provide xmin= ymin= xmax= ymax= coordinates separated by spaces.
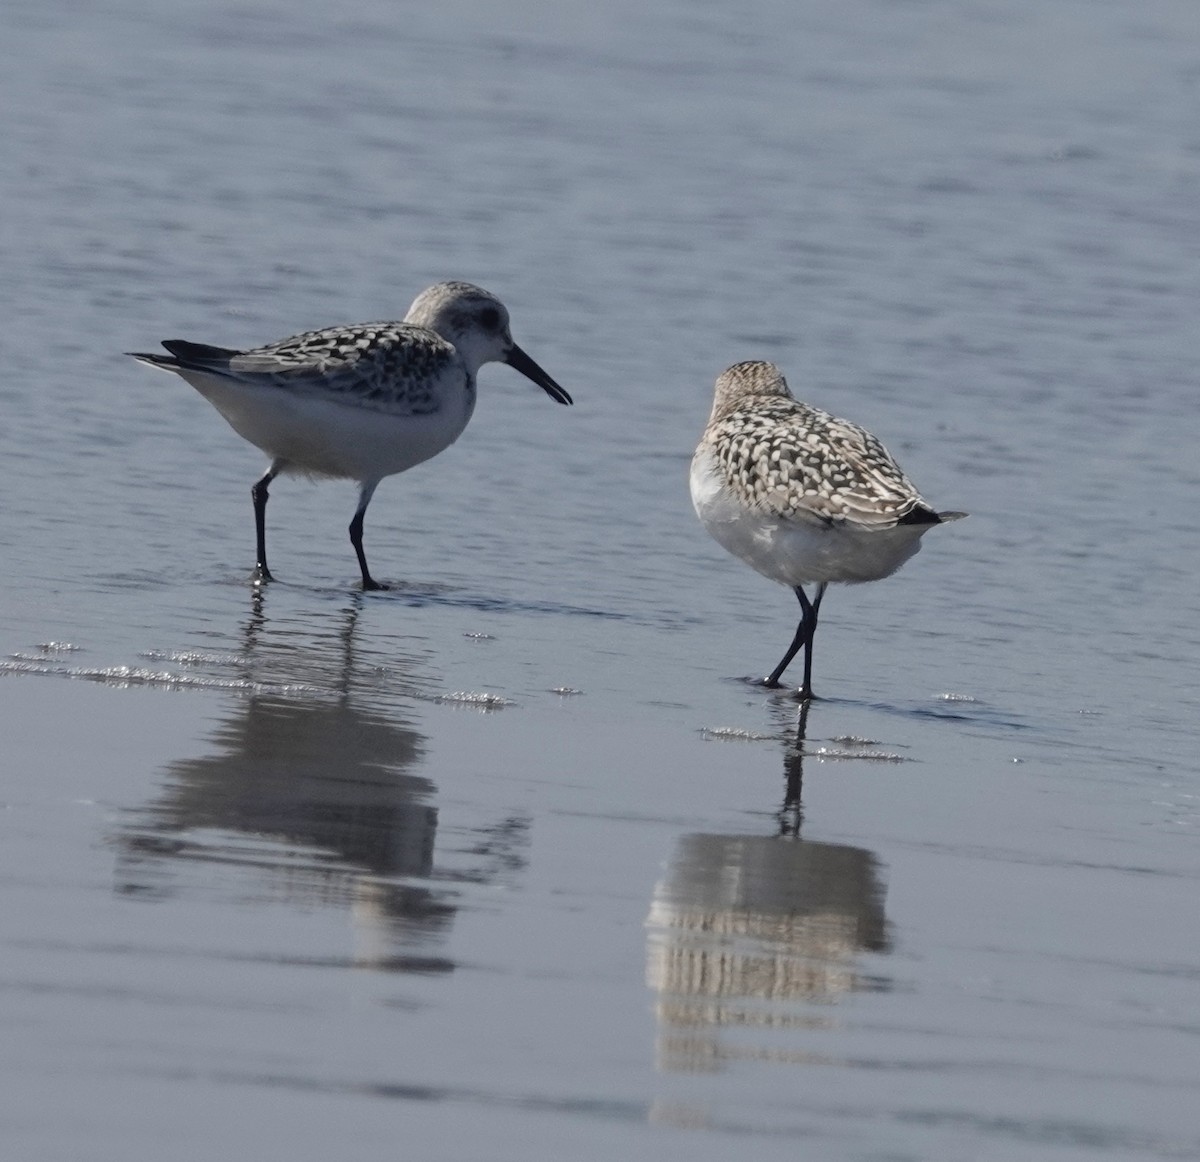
xmin=646 ymin=706 xmax=890 ymax=1072
xmin=113 ymin=592 xmax=526 ymax=970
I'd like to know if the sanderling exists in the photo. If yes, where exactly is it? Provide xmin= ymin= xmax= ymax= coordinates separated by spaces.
xmin=690 ymin=360 xmax=964 ymax=700
xmin=129 ymin=282 xmax=572 ymax=590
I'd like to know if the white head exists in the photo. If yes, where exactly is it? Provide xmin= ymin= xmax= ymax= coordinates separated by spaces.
xmin=405 ymin=282 xmax=571 ymax=404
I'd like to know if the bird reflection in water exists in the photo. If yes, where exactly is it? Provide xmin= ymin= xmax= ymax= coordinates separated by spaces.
xmin=645 ymin=704 xmax=890 ymax=1073
xmin=114 ymin=591 xmax=528 ymax=971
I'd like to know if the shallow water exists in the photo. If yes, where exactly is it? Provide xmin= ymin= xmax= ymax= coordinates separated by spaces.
xmin=2 ymin=0 xmax=1199 ymax=1158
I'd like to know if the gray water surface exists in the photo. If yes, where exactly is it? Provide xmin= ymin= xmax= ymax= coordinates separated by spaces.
xmin=2 ymin=0 xmax=1199 ymax=1158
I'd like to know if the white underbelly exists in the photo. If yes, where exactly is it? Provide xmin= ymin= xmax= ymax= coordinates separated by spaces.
xmin=182 ymin=371 xmax=474 ymax=482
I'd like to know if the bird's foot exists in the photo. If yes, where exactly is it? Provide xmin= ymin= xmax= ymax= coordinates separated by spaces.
xmin=251 ymin=565 xmax=275 ymax=586
xmin=361 ymin=577 xmax=390 ymax=592
xmin=754 ymin=676 xmax=818 ymax=703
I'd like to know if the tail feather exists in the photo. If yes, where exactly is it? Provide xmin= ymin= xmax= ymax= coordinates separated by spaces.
xmin=127 ymin=340 xmax=243 ymax=376
xmin=126 ymin=350 xmax=179 ymax=370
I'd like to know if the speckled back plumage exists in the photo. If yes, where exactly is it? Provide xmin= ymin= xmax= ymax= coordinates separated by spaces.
xmin=163 ymin=322 xmax=461 ymax=416
xmin=702 ymin=360 xmax=934 ymax=529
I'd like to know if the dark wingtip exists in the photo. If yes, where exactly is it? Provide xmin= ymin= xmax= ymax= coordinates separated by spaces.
xmin=896 ymin=505 xmax=942 ymax=526
xmin=161 ymin=338 xmax=242 ymax=362
xmin=896 ymin=506 xmax=967 ymax=526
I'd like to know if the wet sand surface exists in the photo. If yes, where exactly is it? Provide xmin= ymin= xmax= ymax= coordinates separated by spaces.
xmin=3 ymin=0 xmax=1199 ymax=1158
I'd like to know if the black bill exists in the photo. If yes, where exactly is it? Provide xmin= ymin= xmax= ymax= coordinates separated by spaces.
xmin=505 ymin=344 xmax=573 ymax=406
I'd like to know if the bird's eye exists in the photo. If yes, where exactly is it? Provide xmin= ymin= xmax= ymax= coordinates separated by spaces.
xmin=479 ymin=307 xmax=501 ymax=330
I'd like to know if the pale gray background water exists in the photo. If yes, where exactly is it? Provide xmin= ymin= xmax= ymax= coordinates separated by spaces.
xmin=2 ymin=0 xmax=1198 ymax=1158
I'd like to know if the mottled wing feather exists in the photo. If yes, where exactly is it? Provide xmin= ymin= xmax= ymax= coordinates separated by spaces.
xmin=708 ymin=398 xmax=928 ymax=528
xmin=167 ymin=323 xmax=460 ymax=416
xmin=818 ymin=414 xmax=927 ymax=522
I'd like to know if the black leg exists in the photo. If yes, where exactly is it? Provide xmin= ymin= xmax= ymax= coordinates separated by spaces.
xmin=250 ymin=463 xmax=281 ymax=583
xmin=764 ymin=591 xmax=811 ymax=688
xmin=349 ymin=480 xmax=386 ymax=591
xmin=796 ymin=582 xmax=826 ymax=702
xmin=764 ymin=582 xmax=827 ymax=699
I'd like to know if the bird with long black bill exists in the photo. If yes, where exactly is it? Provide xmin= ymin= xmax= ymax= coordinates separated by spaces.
xmin=129 ymin=281 xmax=572 ymax=590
